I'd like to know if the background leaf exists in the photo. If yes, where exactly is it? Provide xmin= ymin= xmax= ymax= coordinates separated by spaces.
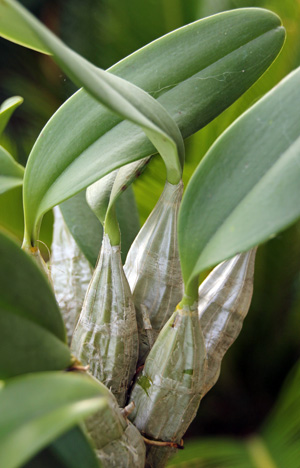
xmin=168 ymin=357 xmax=300 ymax=467
xmin=0 ymin=230 xmax=70 ymax=378
xmin=60 ymin=185 xmax=140 ymax=266
xmin=115 ymin=185 xmax=140 ymax=263
xmin=168 ymin=438 xmax=253 ymax=467
xmin=0 ymin=95 xmax=23 ymax=136
xmin=0 ymin=372 xmax=107 ymax=468
xmin=0 ymin=186 xmax=24 ymax=241
xmin=59 ymin=191 xmax=103 ymax=267
xmin=178 ymin=68 xmax=300 ymax=288
xmin=0 ymin=145 xmax=24 ymax=194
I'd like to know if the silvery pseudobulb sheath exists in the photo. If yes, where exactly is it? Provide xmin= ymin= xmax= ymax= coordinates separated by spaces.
xmin=129 ymin=302 xmax=206 ymax=468
xmin=51 ymin=206 xmax=93 ymax=343
xmin=199 ymin=248 xmax=257 ymax=396
xmin=124 ymin=180 xmax=184 ymax=366
xmin=71 ymin=234 xmax=138 ymax=407
xmin=85 ymin=379 xmax=146 ymax=467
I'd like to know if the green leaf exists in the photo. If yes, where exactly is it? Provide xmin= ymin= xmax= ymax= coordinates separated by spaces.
xmin=60 ymin=185 xmax=139 ymax=266
xmin=0 ymin=230 xmax=70 ymax=378
xmin=0 ymin=0 xmax=184 ymax=246
xmin=24 ymin=426 xmax=101 ymax=468
xmin=0 ymin=2 xmax=50 ymax=54
xmin=167 ymin=438 xmax=253 ymax=467
xmin=0 ymin=4 xmax=284 ymax=245
xmin=0 ymin=145 xmax=24 ymax=194
xmin=0 ymin=186 xmax=24 ymax=241
xmin=0 ymin=95 xmax=23 ymax=136
xmin=168 ymin=359 xmax=300 ymax=468
xmin=0 ymin=188 xmax=54 ymax=256
xmin=0 ymin=372 xmax=108 ymax=468
xmin=178 ymin=68 xmax=300 ymax=289
xmin=115 ymin=186 xmax=140 ymax=263
xmin=261 ymin=360 xmax=300 ymax=467
xmin=87 ymin=158 xmax=150 ymax=225
xmin=86 ymin=159 xmax=148 ymax=248
xmin=60 ymin=191 xmax=103 ymax=267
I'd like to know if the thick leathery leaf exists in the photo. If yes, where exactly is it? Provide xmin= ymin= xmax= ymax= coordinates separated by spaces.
xmin=0 ymin=231 xmax=70 ymax=377
xmin=0 ymin=95 xmax=23 ymax=136
xmin=0 ymin=0 xmax=184 ymax=245
xmin=0 ymin=372 xmax=108 ymax=468
xmin=0 ymin=3 xmax=285 ymax=244
xmin=24 ymin=426 xmax=101 ymax=468
xmin=178 ymin=68 xmax=300 ymax=289
xmin=0 ymin=145 xmax=24 ymax=194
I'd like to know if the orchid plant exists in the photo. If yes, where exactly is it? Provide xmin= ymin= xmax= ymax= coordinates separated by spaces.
xmin=1 ymin=1 xmax=300 ymax=467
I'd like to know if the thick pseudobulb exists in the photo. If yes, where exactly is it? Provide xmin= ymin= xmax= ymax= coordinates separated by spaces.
xmin=129 ymin=302 xmax=206 ymax=468
xmin=124 ymin=180 xmax=184 ymax=366
xmin=51 ymin=206 xmax=93 ymax=343
xmin=199 ymin=248 xmax=257 ymax=396
xmin=85 ymin=380 xmax=146 ymax=468
xmin=71 ymin=234 xmax=138 ymax=407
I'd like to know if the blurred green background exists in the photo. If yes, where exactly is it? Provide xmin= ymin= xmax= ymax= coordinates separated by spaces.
xmin=1 ymin=0 xmax=300 ymax=466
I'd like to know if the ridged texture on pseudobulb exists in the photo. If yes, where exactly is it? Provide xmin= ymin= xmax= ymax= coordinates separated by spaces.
xmin=129 ymin=302 xmax=206 ymax=468
xmin=51 ymin=206 xmax=93 ymax=343
xmin=124 ymin=180 xmax=184 ymax=366
xmin=199 ymin=248 xmax=257 ymax=396
xmin=85 ymin=379 xmax=146 ymax=467
xmin=71 ymin=234 xmax=138 ymax=407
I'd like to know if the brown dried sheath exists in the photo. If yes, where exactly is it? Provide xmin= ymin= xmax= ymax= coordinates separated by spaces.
xmin=129 ymin=302 xmax=206 ymax=468
xmin=199 ymin=248 xmax=257 ymax=396
xmin=71 ymin=234 xmax=138 ymax=407
xmin=51 ymin=206 xmax=93 ymax=343
xmin=124 ymin=180 xmax=184 ymax=366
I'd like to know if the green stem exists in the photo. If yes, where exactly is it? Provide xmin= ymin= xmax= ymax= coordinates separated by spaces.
xmin=22 ymin=216 xmax=42 ymax=250
xmin=104 ymin=205 xmax=121 ymax=246
xmin=179 ymin=276 xmax=199 ymax=308
xmin=166 ymin=166 xmax=182 ymax=185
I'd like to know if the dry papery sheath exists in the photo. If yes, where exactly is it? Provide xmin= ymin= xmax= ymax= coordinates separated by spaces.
xmin=85 ymin=382 xmax=145 ymax=467
xmin=124 ymin=180 xmax=184 ymax=366
xmin=71 ymin=234 xmax=138 ymax=407
xmin=129 ymin=302 xmax=206 ymax=468
xmin=199 ymin=248 xmax=257 ymax=396
xmin=51 ymin=206 xmax=93 ymax=343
